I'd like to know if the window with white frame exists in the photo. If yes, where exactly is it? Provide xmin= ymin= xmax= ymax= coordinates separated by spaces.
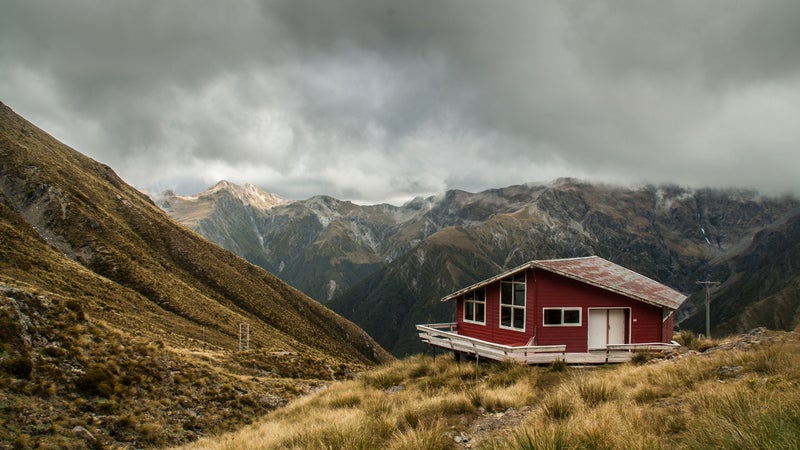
xmin=542 ymin=307 xmax=582 ymax=326
xmin=463 ymin=288 xmax=486 ymax=324
xmin=500 ymin=272 xmax=526 ymax=330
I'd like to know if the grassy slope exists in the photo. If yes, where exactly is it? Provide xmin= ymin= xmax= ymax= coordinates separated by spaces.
xmin=0 ymin=100 xmax=390 ymax=362
xmin=0 ymin=101 xmax=391 ymax=447
xmin=181 ymin=328 xmax=800 ymax=449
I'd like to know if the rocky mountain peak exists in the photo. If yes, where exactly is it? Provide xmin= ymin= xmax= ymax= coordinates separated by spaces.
xmin=193 ymin=180 xmax=286 ymax=210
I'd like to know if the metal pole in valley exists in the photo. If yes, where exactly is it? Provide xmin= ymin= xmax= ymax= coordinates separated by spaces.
xmin=696 ymin=281 xmax=720 ymax=338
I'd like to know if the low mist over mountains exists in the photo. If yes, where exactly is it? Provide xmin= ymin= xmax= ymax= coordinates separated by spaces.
xmin=158 ymin=179 xmax=800 ymax=356
xmin=0 ymin=102 xmax=389 ymax=447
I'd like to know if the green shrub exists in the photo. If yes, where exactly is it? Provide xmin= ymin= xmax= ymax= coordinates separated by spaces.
xmin=630 ymin=350 xmax=652 ymax=365
xmin=549 ymin=358 xmax=567 ymax=372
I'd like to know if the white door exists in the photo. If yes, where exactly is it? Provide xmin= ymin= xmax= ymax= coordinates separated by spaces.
xmin=588 ymin=309 xmax=607 ymax=350
xmin=607 ymin=309 xmax=626 ymax=346
xmin=588 ymin=309 xmax=627 ymax=350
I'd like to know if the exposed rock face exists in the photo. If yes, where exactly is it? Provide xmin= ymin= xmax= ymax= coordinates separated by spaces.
xmin=159 ymin=178 xmax=800 ymax=356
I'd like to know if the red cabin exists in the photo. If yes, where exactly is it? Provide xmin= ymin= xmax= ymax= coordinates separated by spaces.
xmin=417 ymin=256 xmax=687 ymax=364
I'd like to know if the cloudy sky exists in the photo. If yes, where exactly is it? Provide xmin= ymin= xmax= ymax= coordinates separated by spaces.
xmin=2 ymin=1 xmax=799 ymax=204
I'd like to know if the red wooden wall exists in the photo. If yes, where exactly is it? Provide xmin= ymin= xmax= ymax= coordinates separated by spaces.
xmin=455 ymin=268 xmax=671 ymax=353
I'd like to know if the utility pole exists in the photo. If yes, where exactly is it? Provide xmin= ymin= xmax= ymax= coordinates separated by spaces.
xmin=696 ymin=281 xmax=720 ymax=338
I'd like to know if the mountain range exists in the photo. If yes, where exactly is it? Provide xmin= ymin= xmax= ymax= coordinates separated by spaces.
xmin=157 ymin=180 xmax=800 ymax=356
xmin=0 ymin=101 xmax=389 ymax=447
xmin=5 ymin=95 xmax=798 ymax=446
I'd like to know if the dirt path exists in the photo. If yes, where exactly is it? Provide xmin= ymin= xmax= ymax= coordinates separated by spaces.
xmin=447 ymin=405 xmax=532 ymax=448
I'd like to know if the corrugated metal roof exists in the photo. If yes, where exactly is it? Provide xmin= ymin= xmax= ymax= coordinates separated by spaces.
xmin=441 ymin=256 xmax=687 ymax=310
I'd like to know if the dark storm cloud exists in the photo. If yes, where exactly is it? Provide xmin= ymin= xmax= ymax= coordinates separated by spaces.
xmin=1 ymin=0 xmax=799 ymax=203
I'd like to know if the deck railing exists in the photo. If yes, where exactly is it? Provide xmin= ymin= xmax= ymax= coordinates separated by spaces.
xmin=417 ymin=323 xmax=680 ymax=364
xmin=416 ymin=323 xmax=567 ymax=364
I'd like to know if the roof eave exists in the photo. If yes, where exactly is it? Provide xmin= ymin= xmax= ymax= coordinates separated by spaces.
xmin=440 ymin=261 xmax=533 ymax=302
xmin=441 ymin=259 xmax=689 ymax=310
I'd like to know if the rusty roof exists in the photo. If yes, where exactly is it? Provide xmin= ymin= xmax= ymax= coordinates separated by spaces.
xmin=441 ymin=256 xmax=687 ymax=310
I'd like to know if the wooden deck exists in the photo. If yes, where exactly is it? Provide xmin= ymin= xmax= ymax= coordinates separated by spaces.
xmin=417 ymin=323 xmax=680 ymax=364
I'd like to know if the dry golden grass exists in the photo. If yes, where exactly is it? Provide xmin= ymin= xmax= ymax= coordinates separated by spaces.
xmin=0 ymin=284 xmax=362 ymax=448
xmin=179 ymin=331 xmax=800 ymax=450
xmin=485 ymin=332 xmax=800 ymax=450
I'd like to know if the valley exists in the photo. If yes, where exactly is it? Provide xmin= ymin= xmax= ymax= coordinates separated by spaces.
xmin=159 ymin=180 xmax=800 ymax=356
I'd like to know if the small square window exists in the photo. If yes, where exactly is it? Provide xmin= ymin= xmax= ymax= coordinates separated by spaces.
xmin=563 ymin=309 xmax=580 ymax=324
xmin=543 ymin=309 xmax=561 ymax=325
xmin=463 ymin=288 xmax=486 ymax=324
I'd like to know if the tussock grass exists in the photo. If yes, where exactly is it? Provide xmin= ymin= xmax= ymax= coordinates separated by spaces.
xmin=387 ymin=420 xmax=455 ymax=450
xmin=510 ymin=427 xmax=569 ymax=450
xmin=683 ymin=387 xmax=800 ymax=448
xmin=181 ymin=332 xmax=800 ymax=450
xmin=542 ymin=391 xmax=576 ymax=421
xmin=181 ymin=355 xmax=494 ymax=449
xmin=575 ymin=376 xmax=618 ymax=407
xmin=468 ymin=380 xmax=531 ymax=412
xmin=674 ymin=329 xmax=722 ymax=351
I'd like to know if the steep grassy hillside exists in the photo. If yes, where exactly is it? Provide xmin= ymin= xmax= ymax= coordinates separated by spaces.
xmin=0 ymin=101 xmax=390 ymax=447
xmin=180 ymin=328 xmax=800 ymax=449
